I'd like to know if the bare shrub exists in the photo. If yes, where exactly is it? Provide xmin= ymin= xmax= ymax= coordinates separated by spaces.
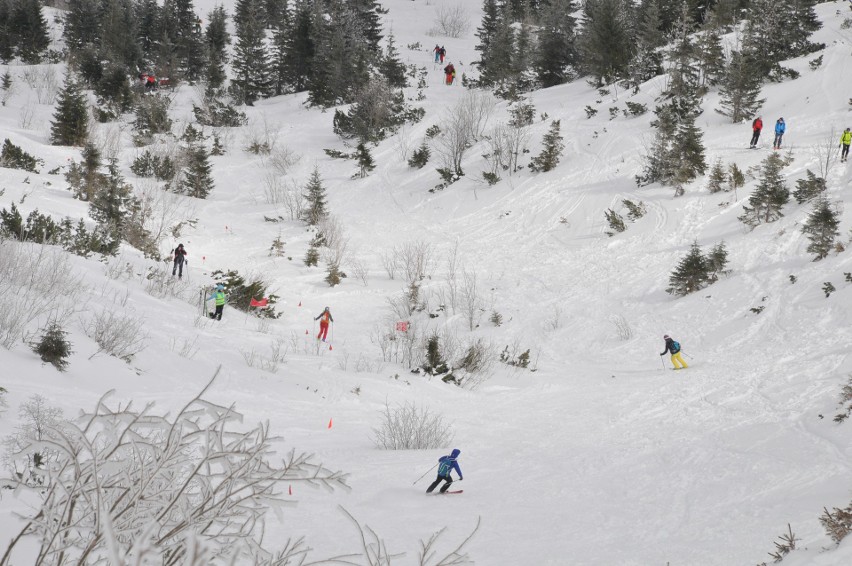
xmin=395 ymin=240 xmax=435 ymax=282
xmin=143 ymin=264 xmax=191 ymax=300
xmin=371 ymin=324 xmax=422 ymax=367
xmin=84 ymin=309 xmax=148 ymax=361
xmin=429 ymin=3 xmax=471 ymax=38
xmin=169 ymin=336 xmax=199 ymax=359
xmin=0 ymin=240 xmax=83 ymax=349
xmin=18 ymin=98 xmax=35 ymax=129
xmin=380 ymin=249 xmax=398 ymax=280
xmin=0 ymin=374 xmax=350 ymax=565
xmin=813 ymin=128 xmax=841 ymax=180
xmin=458 ymin=90 xmax=496 ymax=141
xmin=264 ymin=145 xmax=301 ymax=175
xmin=21 ymin=65 xmax=60 ymax=104
xmin=436 ymin=93 xmax=487 ymax=178
xmin=610 ymin=314 xmax=633 ymax=340
xmin=243 ymin=116 xmax=279 ymax=155
xmin=460 ymin=269 xmax=484 ymax=331
xmin=133 ymin=179 xmax=196 ymax=250
xmin=484 ymin=122 xmax=530 ymax=177
xmin=319 ymin=215 xmax=349 ymax=266
xmin=372 ymin=400 xmax=454 ymax=450
xmin=240 ymin=338 xmax=288 ymax=373
xmin=348 ymin=257 xmax=370 ymax=286
xmin=394 ymin=122 xmax=414 ymax=162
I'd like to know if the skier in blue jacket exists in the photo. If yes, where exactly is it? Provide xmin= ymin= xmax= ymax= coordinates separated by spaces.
xmin=426 ymin=448 xmax=463 ymax=493
xmin=773 ymin=118 xmax=786 ymax=150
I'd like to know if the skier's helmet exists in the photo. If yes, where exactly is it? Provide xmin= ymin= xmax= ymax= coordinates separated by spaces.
xmin=217 ymin=284 xmax=224 ymax=290
xmin=663 ymin=334 xmax=670 ymax=339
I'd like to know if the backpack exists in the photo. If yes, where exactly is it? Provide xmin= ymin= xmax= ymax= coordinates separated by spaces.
xmin=672 ymin=340 xmax=680 ymax=352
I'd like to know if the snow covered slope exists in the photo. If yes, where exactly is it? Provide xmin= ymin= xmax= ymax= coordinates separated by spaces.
xmin=1 ymin=1 xmax=852 ymax=564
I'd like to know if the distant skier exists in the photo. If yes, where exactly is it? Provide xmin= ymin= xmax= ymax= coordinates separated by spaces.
xmin=170 ymin=243 xmax=188 ymax=279
xmin=749 ymin=116 xmax=763 ymax=148
xmin=444 ymin=63 xmax=455 ymax=86
xmin=433 ymin=44 xmax=441 ymax=63
xmin=840 ymin=127 xmax=851 ymax=163
xmin=314 ymin=307 xmax=333 ymax=341
xmin=208 ymin=284 xmax=226 ymax=321
xmin=439 ymin=45 xmax=446 ymax=64
xmin=426 ymin=448 xmax=463 ymax=494
xmin=660 ymin=334 xmax=688 ymax=370
xmin=773 ymin=118 xmax=786 ymax=150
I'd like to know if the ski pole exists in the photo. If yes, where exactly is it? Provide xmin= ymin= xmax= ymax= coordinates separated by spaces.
xmin=660 ymin=354 xmax=666 ymax=370
xmin=682 ymin=351 xmax=692 ymax=359
xmin=413 ymin=463 xmax=438 ymax=486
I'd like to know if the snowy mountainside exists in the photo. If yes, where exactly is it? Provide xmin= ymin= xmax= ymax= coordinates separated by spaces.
xmin=0 ymin=1 xmax=851 ymax=564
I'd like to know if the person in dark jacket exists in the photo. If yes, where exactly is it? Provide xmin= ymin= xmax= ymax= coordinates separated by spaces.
xmin=171 ymin=243 xmax=188 ymax=278
xmin=773 ymin=118 xmax=786 ymax=150
xmin=439 ymin=46 xmax=446 ymax=63
xmin=426 ymin=448 xmax=463 ymax=493
xmin=660 ymin=334 xmax=688 ymax=369
xmin=750 ymin=116 xmax=763 ymax=148
xmin=444 ymin=63 xmax=455 ymax=85
xmin=433 ymin=44 xmax=441 ymax=63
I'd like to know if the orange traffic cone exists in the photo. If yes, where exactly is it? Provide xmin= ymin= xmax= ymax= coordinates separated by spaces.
xmin=298 ymin=301 xmax=302 ymax=307
xmin=288 ymin=485 xmax=292 ymax=495
xmin=329 ymin=344 xmax=333 ymax=351
xmin=327 ymin=418 xmax=333 ymax=429
xmin=305 ymin=329 xmax=309 ymax=334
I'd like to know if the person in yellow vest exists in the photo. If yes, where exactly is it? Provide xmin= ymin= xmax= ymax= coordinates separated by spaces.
xmin=660 ymin=334 xmax=688 ymax=369
xmin=314 ymin=307 xmax=333 ymax=341
xmin=207 ymin=284 xmax=226 ymax=321
xmin=840 ymin=127 xmax=851 ymax=163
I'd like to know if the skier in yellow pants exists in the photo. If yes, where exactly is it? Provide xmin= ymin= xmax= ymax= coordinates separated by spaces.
xmin=660 ymin=334 xmax=688 ymax=369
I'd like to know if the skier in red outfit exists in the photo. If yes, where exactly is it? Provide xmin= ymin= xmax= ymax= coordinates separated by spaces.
xmin=315 ymin=307 xmax=333 ymax=341
xmin=749 ymin=116 xmax=762 ymax=148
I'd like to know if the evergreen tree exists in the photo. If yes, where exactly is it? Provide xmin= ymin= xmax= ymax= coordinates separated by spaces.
xmin=707 ymin=242 xmax=729 ymax=280
xmin=716 ymin=50 xmax=765 ymax=122
xmin=664 ymin=3 xmax=700 ymax=104
xmin=710 ymin=0 xmax=741 ymax=30
xmin=164 ymin=0 xmax=205 ymax=82
xmin=474 ymin=0 xmax=501 ymax=71
xmin=325 ymin=261 xmax=342 ymax=286
xmin=276 ymin=0 xmax=315 ymax=93
xmin=205 ymin=5 xmax=231 ymax=91
xmin=101 ymin=0 xmax=141 ymax=70
xmin=477 ymin=3 xmax=516 ymax=88
xmin=579 ymin=0 xmax=635 ymax=85
xmin=534 ymin=0 xmax=578 ymax=88
xmin=349 ymin=0 xmax=384 ymax=51
xmin=0 ymin=1 xmax=14 ymax=63
xmin=50 ymin=76 xmax=89 ymax=146
xmin=379 ymin=32 xmax=408 ymax=89
xmin=667 ymin=241 xmax=711 ymax=296
xmin=670 ymin=110 xmax=706 ymax=191
xmin=309 ymin=0 xmax=369 ymax=106
xmin=792 ymin=169 xmax=826 ymax=204
xmin=181 ymin=143 xmax=215 ymax=198
xmin=265 ymin=0 xmax=288 ymax=28
xmin=694 ymin=21 xmax=725 ymax=87
xmin=529 ymin=120 xmax=564 ymax=172
xmin=739 ymin=153 xmax=789 ymax=227
xmin=89 ymin=159 xmax=134 ymax=235
xmin=355 ymin=142 xmax=375 ymax=178
xmin=627 ymin=0 xmax=665 ymax=89
xmin=64 ymin=0 xmax=101 ymax=52
xmin=706 ymin=158 xmax=726 ymax=193
xmin=302 ymin=166 xmax=328 ymax=225
xmin=232 ymin=0 xmax=272 ymax=104
xmin=12 ymin=0 xmax=49 ymax=64
xmin=802 ymin=198 xmax=839 ymax=261
xmin=136 ymin=0 xmax=162 ymax=58
xmin=32 ymin=321 xmax=73 ymax=372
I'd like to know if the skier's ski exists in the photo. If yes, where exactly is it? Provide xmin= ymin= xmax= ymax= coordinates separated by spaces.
xmin=428 ymin=490 xmax=463 ymax=495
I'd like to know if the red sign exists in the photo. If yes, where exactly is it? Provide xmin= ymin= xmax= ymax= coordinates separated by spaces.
xmin=395 ymin=321 xmax=409 ymax=332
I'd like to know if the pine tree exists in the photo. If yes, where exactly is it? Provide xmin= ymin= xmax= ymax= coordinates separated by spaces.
xmin=474 ymin=0 xmax=501 ymax=72
xmin=670 ymin=110 xmax=706 ymax=191
xmin=31 ymin=321 xmax=73 ymax=372
xmin=477 ymin=4 xmax=516 ymax=88
xmin=181 ymin=144 xmax=215 ymax=198
xmin=627 ymin=0 xmax=665 ymax=89
xmin=706 ymin=159 xmax=726 ymax=193
xmin=349 ymin=0 xmax=384 ymax=51
xmin=667 ymin=241 xmax=710 ymax=296
xmin=664 ymin=4 xmax=700 ymax=104
xmin=325 ymin=262 xmax=342 ymax=286
xmin=136 ymin=0 xmax=162 ymax=58
xmin=530 ymin=120 xmax=564 ymax=172
xmin=802 ymin=198 xmax=840 ymax=261
xmin=277 ymin=0 xmax=315 ymax=93
xmin=716 ymin=50 xmax=765 ymax=123
xmin=579 ymin=0 xmax=635 ymax=85
xmin=739 ymin=153 xmax=789 ymax=227
xmin=0 ymin=1 xmax=14 ymax=63
xmin=706 ymin=242 xmax=729 ymax=280
xmin=51 ymin=76 xmax=89 ymax=146
xmin=308 ymin=0 xmax=369 ymax=106
xmin=534 ymin=0 xmax=577 ymax=88
xmin=64 ymin=0 xmax=101 ymax=52
xmin=12 ymin=0 xmax=49 ymax=64
xmin=694 ymin=21 xmax=725 ymax=88
xmin=89 ymin=159 xmax=134 ymax=234
xmin=302 ymin=166 xmax=328 ymax=225
xmin=304 ymin=240 xmax=320 ymax=266
xmin=168 ymin=0 xmax=206 ymax=82
xmin=379 ymin=32 xmax=407 ymax=89
xmin=205 ymin=5 xmax=230 ymax=91
xmin=792 ymin=169 xmax=826 ymax=204
xmin=232 ymin=0 xmax=271 ymax=104
xmin=355 ymin=142 xmax=375 ymax=178
xmin=101 ymin=0 xmax=141 ymax=70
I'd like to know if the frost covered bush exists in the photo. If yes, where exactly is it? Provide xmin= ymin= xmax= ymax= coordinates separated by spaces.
xmin=0 ymin=378 xmax=350 ymax=564
xmin=0 ymin=240 xmax=82 ymax=349
xmin=373 ymin=401 xmax=454 ymax=450
xmin=84 ymin=309 xmax=148 ymax=362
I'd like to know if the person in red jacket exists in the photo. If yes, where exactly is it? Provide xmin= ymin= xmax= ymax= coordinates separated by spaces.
xmin=444 ymin=63 xmax=455 ymax=85
xmin=749 ymin=116 xmax=762 ymax=149
xmin=315 ymin=307 xmax=333 ymax=341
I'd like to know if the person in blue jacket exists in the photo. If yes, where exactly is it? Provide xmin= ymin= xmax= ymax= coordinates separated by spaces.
xmin=773 ymin=118 xmax=786 ymax=150
xmin=207 ymin=283 xmax=226 ymax=321
xmin=426 ymin=448 xmax=463 ymax=493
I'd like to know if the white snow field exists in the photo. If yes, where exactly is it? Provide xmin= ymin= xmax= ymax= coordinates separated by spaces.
xmin=1 ymin=1 xmax=852 ymax=564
